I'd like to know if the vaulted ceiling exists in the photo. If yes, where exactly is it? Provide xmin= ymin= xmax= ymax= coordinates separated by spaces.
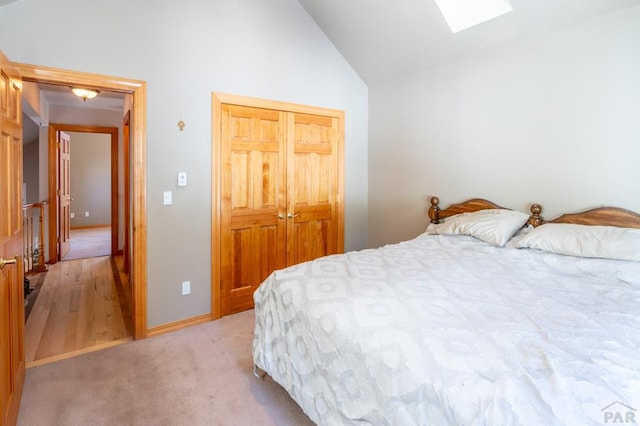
xmin=6 ymin=0 xmax=640 ymax=106
xmin=298 ymin=0 xmax=640 ymax=84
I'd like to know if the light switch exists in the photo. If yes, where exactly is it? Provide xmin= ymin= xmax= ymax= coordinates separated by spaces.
xmin=177 ymin=172 xmax=187 ymax=187
xmin=163 ymin=191 xmax=172 ymax=205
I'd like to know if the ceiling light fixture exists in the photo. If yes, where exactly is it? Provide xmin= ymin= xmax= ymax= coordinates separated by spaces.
xmin=71 ymin=87 xmax=100 ymax=102
xmin=434 ymin=0 xmax=512 ymax=33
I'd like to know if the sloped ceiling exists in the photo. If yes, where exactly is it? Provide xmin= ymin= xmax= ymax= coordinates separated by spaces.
xmin=4 ymin=0 xmax=640 ymax=86
xmin=298 ymin=0 xmax=640 ymax=85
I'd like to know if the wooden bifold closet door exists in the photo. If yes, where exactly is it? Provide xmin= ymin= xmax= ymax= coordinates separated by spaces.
xmin=217 ymin=97 xmax=344 ymax=316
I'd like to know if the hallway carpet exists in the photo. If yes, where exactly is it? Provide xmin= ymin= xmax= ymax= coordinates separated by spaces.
xmin=63 ymin=227 xmax=111 ymax=261
xmin=18 ymin=310 xmax=313 ymax=426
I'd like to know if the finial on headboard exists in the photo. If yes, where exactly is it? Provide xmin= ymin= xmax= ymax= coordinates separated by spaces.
xmin=428 ymin=196 xmax=441 ymax=224
xmin=528 ymin=203 xmax=543 ymax=227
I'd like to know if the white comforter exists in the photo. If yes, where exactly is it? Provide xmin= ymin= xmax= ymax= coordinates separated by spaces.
xmin=253 ymin=232 xmax=640 ymax=425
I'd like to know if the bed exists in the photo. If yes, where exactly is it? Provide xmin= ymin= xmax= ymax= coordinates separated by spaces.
xmin=252 ymin=197 xmax=640 ymax=425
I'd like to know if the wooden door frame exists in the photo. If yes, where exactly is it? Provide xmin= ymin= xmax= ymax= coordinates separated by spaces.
xmin=211 ymin=92 xmax=345 ymax=320
xmin=48 ymin=125 xmax=119 ymax=261
xmin=123 ymin=111 xmax=131 ymax=274
xmin=17 ymin=63 xmax=148 ymax=340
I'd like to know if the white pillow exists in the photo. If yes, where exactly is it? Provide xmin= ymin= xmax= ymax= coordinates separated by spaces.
xmin=517 ymin=223 xmax=640 ymax=262
xmin=425 ymin=209 xmax=530 ymax=247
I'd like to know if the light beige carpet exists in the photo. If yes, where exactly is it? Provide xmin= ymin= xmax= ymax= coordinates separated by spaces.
xmin=63 ymin=227 xmax=111 ymax=261
xmin=18 ymin=310 xmax=314 ymax=426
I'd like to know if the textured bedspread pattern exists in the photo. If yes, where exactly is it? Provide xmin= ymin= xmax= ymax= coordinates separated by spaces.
xmin=253 ymin=232 xmax=640 ymax=425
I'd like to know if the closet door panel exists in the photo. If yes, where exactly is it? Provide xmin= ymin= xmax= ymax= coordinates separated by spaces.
xmin=290 ymin=207 xmax=334 ymax=265
xmin=221 ymin=105 xmax=286 ymax=315
xmin=287 ymin=113 xmax=339 ymax=265
xmin=227 ymin=218 xmax=283 ymax=313
xmin=230 ymin=226 xmax=254 ymax=290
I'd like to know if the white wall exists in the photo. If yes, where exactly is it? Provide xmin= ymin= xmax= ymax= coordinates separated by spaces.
xmin=368 ymin=6 xmax=640 ymax=248
xmin=0 ymin=0 xmax=368 ymax=327
xmin=67 ymin=132 xmax=111 ymax=228
xmin=49 ymin=105 xmax=123 ymax=128
xmin=22 ymin=131 xmax=39 ymax=204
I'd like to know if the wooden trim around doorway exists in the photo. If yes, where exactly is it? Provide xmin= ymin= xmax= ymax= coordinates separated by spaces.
xmin=47 ymin=124 xmax=119 ymax=261
xmin=122 ymin=111 xmax=131 ymax=274
xmin=16 ymin=63 xmax=148 ymax=340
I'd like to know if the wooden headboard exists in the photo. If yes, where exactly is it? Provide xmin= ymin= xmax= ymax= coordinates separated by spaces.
xmin=428 ymin=196 xmax=544 ymax=227
xmin=547 ymin=207 xmax=640 ymax=229
xmin=428 ymin=196 xmax=504 ymax=224
xmin=428 ymin=197 xmax=640 ymax=230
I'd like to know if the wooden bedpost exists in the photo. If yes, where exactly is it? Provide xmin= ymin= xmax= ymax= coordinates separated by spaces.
xmin=528 ymin=204 xmax=543 ymax=227
xmin=428 ymin=196 xmax=440 ymax=224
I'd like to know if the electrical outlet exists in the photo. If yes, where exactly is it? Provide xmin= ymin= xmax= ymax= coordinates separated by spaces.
xmin=163 ymin=191 xmax=172 ymax=205
xmin=181 ymin=281 xmax=191 ymax=295
xmin=70 ymin=212 xmax=75 ymax=219
xmin=84 ymin=211 xmax=90 ymax=217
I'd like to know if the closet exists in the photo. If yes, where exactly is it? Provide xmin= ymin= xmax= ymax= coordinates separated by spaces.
xmin=212 ymin=94 xmax=344 ymax=316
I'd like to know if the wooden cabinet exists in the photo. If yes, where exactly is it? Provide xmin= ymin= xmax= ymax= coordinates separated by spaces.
xmin=214 ymin=95 xmax=344 ymax=316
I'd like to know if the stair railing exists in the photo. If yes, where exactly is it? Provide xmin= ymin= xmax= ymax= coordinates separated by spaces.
xmin=22 ymin=201 xmax=48 ymax=274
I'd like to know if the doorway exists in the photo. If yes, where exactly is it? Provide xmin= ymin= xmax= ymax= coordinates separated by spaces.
xmin=23 ymin=98 xmax=134 ymax=364
xmin=48 ymin=126 xmax=119 ymax=262
xmin=16 ymin=62 xmax=148 ymax=340
xmin=23 ymin=125 xmax=125 ymax=366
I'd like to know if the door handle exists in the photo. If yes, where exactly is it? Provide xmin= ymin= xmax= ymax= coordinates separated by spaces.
xmin=287 ymin=212 xmax=300 ymax=219
xmin=275 ymin=213 xmax=285 ymax=220
xmin=0 ymin=257 xmax=17 ymax=270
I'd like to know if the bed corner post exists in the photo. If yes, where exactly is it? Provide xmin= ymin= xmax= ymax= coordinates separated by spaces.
xmin=528 ymin=204 xmax=543 ymax=227
xmin=428 ymin=196 xmax=441 ymax=224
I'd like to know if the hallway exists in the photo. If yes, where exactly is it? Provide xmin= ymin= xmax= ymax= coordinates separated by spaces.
xmin=24 ymin=255 xmax=132 ymax=367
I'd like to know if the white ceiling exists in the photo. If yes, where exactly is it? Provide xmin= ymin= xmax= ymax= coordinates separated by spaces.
xmin=21 ymin=83 xmax=126 ymax=144
xmin=22 ymin=111 xmax=39 ymax=144
xmin=298 ymin=0 xmax=640 ymax=84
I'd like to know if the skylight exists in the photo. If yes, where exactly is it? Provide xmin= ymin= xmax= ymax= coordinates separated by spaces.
xmin=434 ymin=0 xmax=513 ymax=33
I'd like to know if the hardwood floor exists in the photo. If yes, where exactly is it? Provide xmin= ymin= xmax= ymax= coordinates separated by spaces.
xmin=24 ymin=256 xmax=132 ymax=367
